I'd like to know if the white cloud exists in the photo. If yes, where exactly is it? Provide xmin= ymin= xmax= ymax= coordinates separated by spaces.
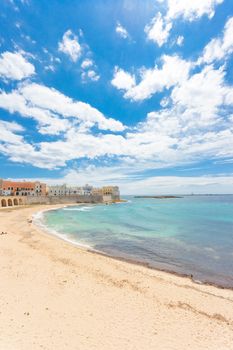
xmin=0 ymin=60 xmax=233 ymax=176
xmin=0 ymin=120 xmax=24 ymax=144
xmin=86 ymin=70 xmax=100 ymax=81
xmin=112 ymin=55 xmax=192 ymax=101
xmin=82 ymin=70 xmax=100 ymax=82
xmin=45 ymin=64 xmax=55 ymax=72
xmin=0 ymin=121 xmax=43 ymax=167
xmin=80 ymin=58 xmax=100 ymax=82
xmin=111 ymin=67 xmax=136 ymax=91
xmin=116 ymin=22 xmax=130 ymax=39
xmin=20 ymin=33 xmax=36 ymax=44
xmin=145 ymin=12 xmax=172 ymax=47
xmin=201 ymin=17 xmax=233 ymax=63
xmin=171 ymin=65 xmax=227 ymax=123
xmin=58 ymin=30 xmax=82 ymax=62
xmin=176 ymin=35 xmax=184 ymax=46
xmin=0 ymin=82 xmax=124 ymax=133
xmin=0 ymin=90 xmax=71 ymax=136
xmin=166 ymin=0 xmax=224 ymax=21
xmin=81 ymin=58 xmax=93 ymax=69
xmin=81 ymin=58 xmax=100 ymax=82
xmin=0 ymin=74 xmax=233 ymax=170
xmin=0 ymin=51 xmax=35 ymax=80
xmin=145 ymin=0 xmax=223 ymax=46
xmin=7 ymin=0 xmax=19 ymax=11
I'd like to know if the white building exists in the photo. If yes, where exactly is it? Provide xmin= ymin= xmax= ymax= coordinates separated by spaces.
xmin=82 ymin=184 xmax=93 ymax=196
xmin=48 ymin=184 xmax=67 ymax=196
xmin=65 ymin=187 xmax=84 ymax=196
xmin=48 ymin=184 xmax=93 ymax=196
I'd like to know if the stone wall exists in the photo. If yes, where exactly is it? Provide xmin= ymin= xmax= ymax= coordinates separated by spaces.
xmin=0 ymin=193 xmax=116 ymax=208
xmin=25 ymin=194 xmax=103 ymax=205
xmin=0 ymin=196 xmax=26 ymax=208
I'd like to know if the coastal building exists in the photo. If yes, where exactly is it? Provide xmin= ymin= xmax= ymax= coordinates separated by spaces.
xmin=102 ymin=186 xmax=120 ymax=202
xmin=0 ymin=179 xmax=121 ymax=203
xmin=48 ymin=184 xmax=67 ymax=196
xmin=91 ymin=188 xmax=103 ymax=196
xmin=82 ymin=184 xmax=93 ymax=196
xmin=65 ymin=186 xmax=84 ymax=196
xmin=48 ymin=184 xmax=93 ymax=196
xmin=0 ymin=179 xmax=47 ymax=196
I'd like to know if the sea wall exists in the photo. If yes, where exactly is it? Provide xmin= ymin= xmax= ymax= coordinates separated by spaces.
xmin=25 ymin=195 xmax=103 ymax=205
xmin=0 ymin=196 xmax=26 ymax=208
xmin=0 ymin=193 xmax=117 ymax=208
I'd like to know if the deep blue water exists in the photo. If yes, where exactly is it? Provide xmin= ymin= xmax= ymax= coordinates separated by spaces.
xmin=39 ymin=195 xmax=233 ymax=288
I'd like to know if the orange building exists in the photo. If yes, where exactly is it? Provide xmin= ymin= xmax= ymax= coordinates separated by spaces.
xmin=0 ymin=179 xmax=47 ymax=196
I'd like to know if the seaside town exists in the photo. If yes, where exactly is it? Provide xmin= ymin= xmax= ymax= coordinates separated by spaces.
xmin=0 ymin=178 xmax=120 ymax=207
xmin=1 ymin=1 xmax=233 ymax=349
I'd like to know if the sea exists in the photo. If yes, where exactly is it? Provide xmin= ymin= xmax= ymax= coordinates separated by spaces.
xmin=36 ymin=195 xmax=233 ymax=288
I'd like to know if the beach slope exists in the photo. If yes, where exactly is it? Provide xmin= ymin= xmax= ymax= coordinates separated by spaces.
xmin=0 ymin=205 xmax=233 ymax=350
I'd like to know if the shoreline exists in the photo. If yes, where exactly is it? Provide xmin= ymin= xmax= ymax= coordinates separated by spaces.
xmin=1 ymin=204 xmax=233 ymax=349
xmin=34 ymin=203 xmax=233 ymax=291
xmin=32 ymin=204 xmax=97 ymax=251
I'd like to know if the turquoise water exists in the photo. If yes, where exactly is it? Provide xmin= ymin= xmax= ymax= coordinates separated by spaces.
xmin=41 ymin=195 xmax=233 ymax=288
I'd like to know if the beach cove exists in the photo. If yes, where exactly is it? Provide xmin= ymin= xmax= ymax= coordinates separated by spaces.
xmin=1 ymin=204 xmax=233 ymax=350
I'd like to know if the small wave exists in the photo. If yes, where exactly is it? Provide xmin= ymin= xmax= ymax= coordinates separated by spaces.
xmin=33 ymin=211 xmax=43 ymax=220
xmin=53 ymin=231 xmax=93 ymax=250
xmin=63 ymin=206 xmax=93 ymax=212
xmin=115 ymin=199 xmax=132 ymax=204
xmin=32 ymin=206 xmax=61 ymax=221
xmin=33 ymin=212 xmax=93 ymax=250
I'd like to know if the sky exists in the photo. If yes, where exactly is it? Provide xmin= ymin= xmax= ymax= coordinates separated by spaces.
xmin=0 ymin=0 xmax=233 ymax=194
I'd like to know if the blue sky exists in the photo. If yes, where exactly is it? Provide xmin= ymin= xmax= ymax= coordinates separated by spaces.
xmin=0 ymin=0 xmax=233 ymax=194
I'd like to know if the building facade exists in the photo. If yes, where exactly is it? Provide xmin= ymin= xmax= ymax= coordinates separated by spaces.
xmin=102 ymin=186 xmax=120 ymax=201
xmin=0 ymin=179 xmax=120 ymax=203
xmin=0 ymin=179 xmax=47 ymax=196
xmin=48 ymin=184 xmax=67 ymax=196
xmin=48 ymin=184 xmax=93 ymax=196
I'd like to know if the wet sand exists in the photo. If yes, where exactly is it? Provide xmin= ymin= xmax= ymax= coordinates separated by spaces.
xmin=0 ymin=204 xmax=233 ymax=350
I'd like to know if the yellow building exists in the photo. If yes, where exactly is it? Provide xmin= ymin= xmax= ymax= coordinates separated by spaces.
xmin=102 ymin=186 xmax=120 ymax=202
xmin=91 ymin=188 xmax=103 ymax=196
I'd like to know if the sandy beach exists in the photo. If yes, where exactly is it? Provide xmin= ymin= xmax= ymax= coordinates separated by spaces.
xmin=0 ymin=205 xmax=233 ymax=350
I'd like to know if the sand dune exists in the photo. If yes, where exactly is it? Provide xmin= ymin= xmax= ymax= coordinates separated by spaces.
xmin=0 ymin=205 xmax=233 ymax=350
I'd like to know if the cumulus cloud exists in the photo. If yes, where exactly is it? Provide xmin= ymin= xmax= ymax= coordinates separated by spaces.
xmin=0 ymin=89 xmax=71 ymax=135
xmin=81 ymin=58 xmax=93 ymax=69
xmin=2 ymin=62 xmax=233 ymax=171
xmin=171 ymin=65 xmax=227 ymax=122
xmin=0 ymin=120 xmax=24 ymax=144
xmin=1 ymin=15 xmax=233 ymax=176
xmin=0 ymin=82 xmax=124 ymax=133
xmin=0 ymin=51 xmax=35 ymax=80
xmin=112 ymin=55 xmax=192 ymax=101
xmin=201 ymin=17 xmax=233 ymax=63
xmin=0 ymin=120 xmax=42 ymax=167
xmin=145 ymin=12 xmax=172 ymax=47
xmin=116 ymin=22 xmax=130 ymax=39
xmin=166 ymin=0 xmax=224 ymax=21
xmin=80 ymin=59 xmax=100 ymax=82
xmin=86 ymin=70 xmax=100 ymax=81
xmin=58 ymin=29 xmax=82 ymax=62
xmin=111 ymin=67 xmax=136 ymax=91
xmin=145 ymin=0 xmax=223 ymax=46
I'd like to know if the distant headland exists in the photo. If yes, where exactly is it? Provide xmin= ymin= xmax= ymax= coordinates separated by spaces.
xmin=134 ymin=195 xmax=183 ymax=199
